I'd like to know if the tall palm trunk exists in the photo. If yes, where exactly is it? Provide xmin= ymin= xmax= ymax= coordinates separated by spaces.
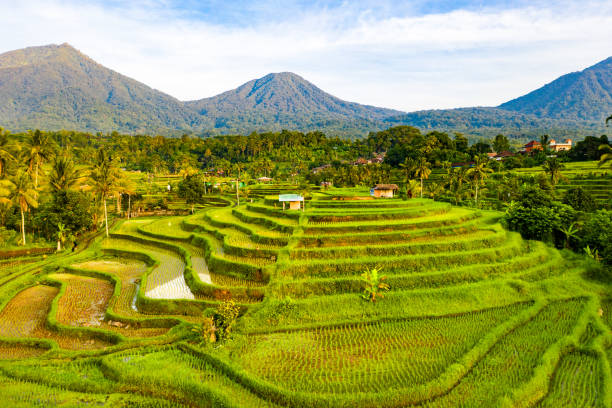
xmin=34 ymin=161 xmax=39 ymax=188
xmin=475 ymin=183 xmax=479 ymax=206
xmin=420 ymin=177 xmax=423 ymax=199
xmin=128 ymin=194 xmax=131 ymax=219
xmin=116 ymin=194 xmax=121 ymax=214
xmin=104 ymin=199 xmax=109 ymax=237
xmin=20 ymin=207 xmax=26 ymax=246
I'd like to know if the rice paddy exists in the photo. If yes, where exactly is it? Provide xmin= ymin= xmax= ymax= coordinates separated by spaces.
xmin=0 ymin=189 xmax=609 ymax=406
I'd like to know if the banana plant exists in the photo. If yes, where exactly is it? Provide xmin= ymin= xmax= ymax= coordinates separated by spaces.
xmin=361 ymin=267 xmax=390 ymax=303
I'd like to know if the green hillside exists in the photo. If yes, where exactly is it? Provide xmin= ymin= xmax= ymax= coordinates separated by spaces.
xmin=0 ymin=43 xmax=610 ymax=138
xmin=500 ymin=57 xmax=612 ymax=122
xmin=0 ymin=43 xmax=209 ymax=135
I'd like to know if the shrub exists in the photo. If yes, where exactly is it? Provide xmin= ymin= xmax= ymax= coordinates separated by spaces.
xmin=214 ymin=299 xmax=240 ymax=340
xmin=580 ymin=210 xmax=612 ymax=267
xmin=361 ymin=267 xmax=390 ymax=302
xmin=562 ymin=187 xmax=597 ymax=212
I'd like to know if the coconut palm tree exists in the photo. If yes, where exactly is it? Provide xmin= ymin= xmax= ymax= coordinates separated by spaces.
xmin=24 ymin=130 xmax=55 ymax=188
xmin=8 ymin=170 xmax=38 ymax=245
xmin=89 ymin=150 xmax=120 ymax=237
xmin=399 ymin=158 xmax=415 ymax=185
xmin=598 ymin=144 xmax=612 ymax=169
xmin=405 ymin=179 xmax=420 ymax=199
xmin=413 ymin=157 xmax=431 ymax=199
xmin=115 ymin=177 xmax=137 ymax=218
xmin=606 ymin=115 xmax=612 ymax=126
xmin=56 ymin=222 xmax=67 ymax=251
xmin=48 ymin=154 xmax=83 ymax=193
xmin=233 ymin=163 xmax=245 ymax=206
xmin=0 ymin=129 xmax=16 ymax=179
xmin=466 ymin=156 xmax=493 ymax=207
xmin=540 ymin=134 xmax=550 ymax=154
xmin=542 ymin=157 xmax=565 ymax=186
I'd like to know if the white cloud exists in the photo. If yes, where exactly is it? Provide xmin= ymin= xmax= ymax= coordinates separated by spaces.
xmin=0 ymin=0 xmax=611 ymax=111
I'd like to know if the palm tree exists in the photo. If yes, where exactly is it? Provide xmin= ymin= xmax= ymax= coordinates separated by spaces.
xmin=24 ymin=130 xmax=55 ymax=188
xmin=598 ymin=144 xmax=612 ymax=169
xmin=427 ymin=182 xmax=445 ymax=200
xmin=0 ymin=129 xmax=16 ymax=179
xmin=233 ymin=163 xmax=245 ymax=206
xmin=606 ymin=115 xmax=612 ymax=126
xmin=413 ymin=157 xmax=432 ymax=199
xmin=540 ymin=134 xmax=550 ymax=154
xmin=399 ymin=158 xmax=415 ymax=185
xmin=90 ymin=150 xmax=120 ymax=237
xmin=8 ymin=170 xmax=38 ymax=245
xmin=56 ymin=222 xmax=67 ymax=251
xmin=466 ymin=156 xmax=493 ymax=207
xmin=542 ymin=157 xmax=565 ymax=186
xmin=115 ymin=177 xmax=137 ymax=218
xmin=48 ymin=155 xmax=83 ymax=193
xmin=405 ymin=179 xmax=420 ymax=199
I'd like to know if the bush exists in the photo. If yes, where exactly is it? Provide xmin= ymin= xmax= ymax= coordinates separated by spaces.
xmin=504 ymin=203 xmax=558 ymax=242
xmin=580 ymin=210 xmax=612 ymax=267
xmin=562 ymin=187 xmax=597 ymax=212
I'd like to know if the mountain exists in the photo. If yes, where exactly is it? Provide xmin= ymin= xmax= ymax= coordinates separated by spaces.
xmin=0 ymin=43 xmax=609 ymax=139
xmin=499 ymin=57 xmax=612 ymax=122
xmin=382 ymin=107 xmax=605 ymax=140
xmin=184 ymin=72 xmax=402 ymax=136
xmin=0 ymin=43 xmax=209 ymax=134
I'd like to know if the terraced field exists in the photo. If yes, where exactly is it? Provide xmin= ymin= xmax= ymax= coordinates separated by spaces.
xmin=0 ymin=189 xmax=610 ymax=407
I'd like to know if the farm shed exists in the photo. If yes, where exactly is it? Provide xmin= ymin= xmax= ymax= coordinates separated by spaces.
xmin=279 ymin=194 xmax=304 ymax=210
xmin=373 ymin=184 xmax=398 ymax=198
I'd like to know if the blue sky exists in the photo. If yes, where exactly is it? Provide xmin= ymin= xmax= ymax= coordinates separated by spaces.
xmin=1 ymin=0 xmax=611 ymax=111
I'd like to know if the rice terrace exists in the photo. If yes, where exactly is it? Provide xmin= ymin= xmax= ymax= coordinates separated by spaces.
xmin=2 ymin=1 xmax=612 ymax=406
xmin=0 ymin=162 xmax=611 ymax=407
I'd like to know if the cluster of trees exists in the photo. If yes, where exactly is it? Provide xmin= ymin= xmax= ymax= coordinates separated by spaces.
xmin=1 ymin=124 xmax=610 ymax=270
xmin=0 ymin=128 xmax=127 ymax=248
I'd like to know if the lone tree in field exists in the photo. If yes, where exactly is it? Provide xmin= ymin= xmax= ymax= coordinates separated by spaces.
xmin=361 ymin=267 xmax=390 ymax=302
xmin=89 ymin=150 xmax=120 ymax=238
xmin=466 ymin=156 xmax=493 ymax=207
xmin=214 ymin=299 xmax=240 ymax=340
xmin=177 ymin=173 xmax=206 ymax=214
xmin=413 ymin=157 xmax=431 ymax=199
xmin=8 ymin=170 xmax=38 ymax=246
xmin=542 ymin=157 xmax=565 ymax=187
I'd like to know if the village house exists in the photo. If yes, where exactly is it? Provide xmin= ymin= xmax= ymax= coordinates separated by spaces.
xmin=257 ymin=176 xmax=273 ymax=183
xmin=548 ymin=139 xmax=572 ymax=152
xmin=279 ymin=194 xmax=304 ymax=210
xmin=312 ymin=164 xmax=332 ymax=174
xmin=521 ymin=140 xmax=543 ymax=153
xmin=487 ymin=151 xmax=515 ymax=161
xmin=372 ymin=184 xmax=399 ymax=198
xmin=353 ymin=157 xmax=371 ymax=165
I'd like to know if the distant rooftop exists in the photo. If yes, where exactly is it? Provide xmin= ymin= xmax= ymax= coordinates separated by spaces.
xmin=279 ymin=194 xmax=304 ymax=201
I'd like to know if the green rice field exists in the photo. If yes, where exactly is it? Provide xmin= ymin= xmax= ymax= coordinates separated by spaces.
xmin=0 ymin=189 xmax=610 ymax=407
